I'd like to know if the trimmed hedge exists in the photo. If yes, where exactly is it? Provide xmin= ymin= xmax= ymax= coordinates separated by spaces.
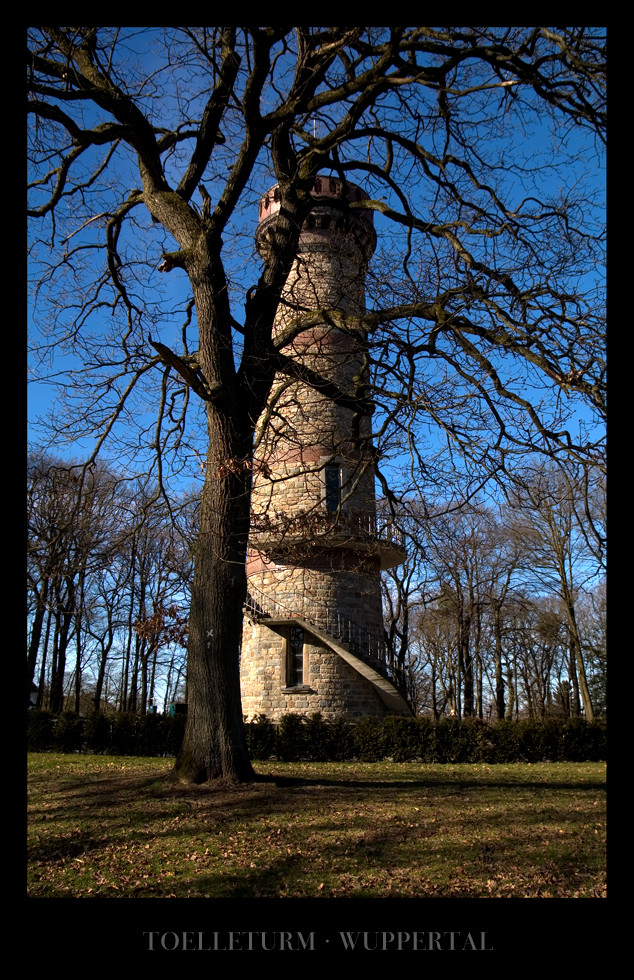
xmin=27 ymin=709 xmax=606 ymax=763
xmin=255 ymin=714 xmax=605 ymax=764
xmin=27 ymin=710 xmax=55 ymax=751
xmin=26 ymin=709 xmax=187 ymax=757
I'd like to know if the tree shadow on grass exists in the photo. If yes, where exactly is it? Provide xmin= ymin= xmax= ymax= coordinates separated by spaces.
xmin=28 ymin=762 xmax=605 ymax=900
xmin=257 ymin=771 xmax=605 ymax=792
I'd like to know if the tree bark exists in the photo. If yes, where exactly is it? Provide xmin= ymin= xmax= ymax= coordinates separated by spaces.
xmin=93 ymin=635 xmax=112 ymax=714
xmin=173 ymin=250 xmax=259 ymax=781
xmin=459 ymin=612 xmax=474 ymax=717
xmin=565 ymin=601 xmax=594 ymax=721
xmin=173 ymin=432 xmax=255 ymax=782
xmin=27 ymin=581 xmax=47 ymax=706
xmin=49 ymin=578 xmax=75 ymax=714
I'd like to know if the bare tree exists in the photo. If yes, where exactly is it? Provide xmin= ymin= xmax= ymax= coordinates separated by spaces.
xmin=27 ymin=453 xmax=127 ymax=710
xmin=27 ymin=453 xmax=193 ymax=715
xmin=28 ymin=27 xmax=606 ymax=781
xmin=508 ymin=599 xmax=567 ymax=719
xmin=506 ymin=462 xmax=602 ymax=719
xmin=387 ymin=491 xmax=603 ymax=721
xmin=406 ymin=502 xmax=523 ymax=719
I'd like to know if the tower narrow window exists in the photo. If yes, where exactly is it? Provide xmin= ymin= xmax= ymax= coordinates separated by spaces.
xmin=286 ymin=626 xmax=305 ymax=687
xmin=324 ymin=464 xmax=341 ymax=513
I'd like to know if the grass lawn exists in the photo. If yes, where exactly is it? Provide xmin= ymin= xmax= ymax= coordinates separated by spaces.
xmin=27 ymin=754 xmax=606 ymax=900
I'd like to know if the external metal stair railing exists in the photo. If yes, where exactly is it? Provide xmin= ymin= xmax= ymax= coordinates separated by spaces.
xmin=244 ymin=581 xmax=413 ymax=706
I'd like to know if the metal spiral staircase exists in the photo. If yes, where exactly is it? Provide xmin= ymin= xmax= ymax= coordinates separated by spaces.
xmin=244 ymin=582 xmax=414 ymax=716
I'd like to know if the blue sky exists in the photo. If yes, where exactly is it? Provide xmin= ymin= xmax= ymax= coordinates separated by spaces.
xmin=27 ymin=27 xmax=606 ymax=506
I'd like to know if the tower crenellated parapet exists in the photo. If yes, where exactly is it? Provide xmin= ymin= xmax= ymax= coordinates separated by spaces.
xmin=257 ymin=175 xmax=376 ymax=258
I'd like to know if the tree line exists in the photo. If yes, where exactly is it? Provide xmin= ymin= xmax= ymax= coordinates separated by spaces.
xmin=27 ymin=452 xmax=193 ymax=716
xmin=28 ymin=451 xmax=604 ymax=723
xmin=382 ymin=460 xmax=605 ymax=723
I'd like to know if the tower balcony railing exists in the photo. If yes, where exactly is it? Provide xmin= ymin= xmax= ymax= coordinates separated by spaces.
xmin=334 ymin=512 xmax=406 ymax=547
xmin=244 ymin=582 xmax=415 ymax=708
xmin=249 ymin=510 xmax=407 ymax=569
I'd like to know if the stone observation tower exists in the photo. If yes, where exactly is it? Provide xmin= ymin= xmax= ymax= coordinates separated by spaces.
xmin=240 ymin=175 xmax=411 ymax=720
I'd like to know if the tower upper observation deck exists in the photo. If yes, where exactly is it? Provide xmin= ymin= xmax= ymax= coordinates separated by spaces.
xmin=256 ymin=175 xmax=377 ymax=267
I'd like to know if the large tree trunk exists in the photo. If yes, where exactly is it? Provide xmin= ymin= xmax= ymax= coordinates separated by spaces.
xmin=173 ymin=447 xmax=254 ymax=783
xmin=173 ymin=263 xmax=258 ymax=781
xmin=163 ymin=186 xmax=308 ymax=783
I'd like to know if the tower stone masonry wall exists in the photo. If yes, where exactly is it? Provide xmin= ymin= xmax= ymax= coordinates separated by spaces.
xmin=240 ymin=177 xmax=406 ymax=722
xmin=241 ymin=623 xmax=387 ymax=721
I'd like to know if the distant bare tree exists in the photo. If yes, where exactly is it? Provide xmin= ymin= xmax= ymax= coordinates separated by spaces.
xmin=507 ymin=464 xmax=602 ymax=719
